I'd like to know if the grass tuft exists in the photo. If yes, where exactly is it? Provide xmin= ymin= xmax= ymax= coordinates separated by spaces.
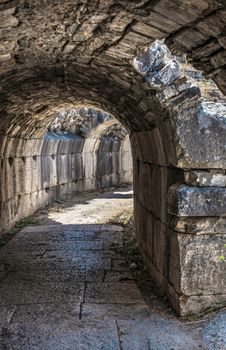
xmin=0 ymin=216 xmax=39 ymax=249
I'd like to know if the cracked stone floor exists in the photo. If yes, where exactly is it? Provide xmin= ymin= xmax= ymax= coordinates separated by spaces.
xmin=0 ymin=187 xmax=225 ymax=349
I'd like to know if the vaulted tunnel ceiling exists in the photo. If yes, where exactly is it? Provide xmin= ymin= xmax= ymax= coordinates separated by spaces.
xmin=0 ymin=0 xmax=225 ymax=141
xmin=0 ymin=0 xmax=226 ymax=91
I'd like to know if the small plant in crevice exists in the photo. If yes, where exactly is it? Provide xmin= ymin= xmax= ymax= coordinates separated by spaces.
xmin=218 ymin=244 xmax=226 ymax=261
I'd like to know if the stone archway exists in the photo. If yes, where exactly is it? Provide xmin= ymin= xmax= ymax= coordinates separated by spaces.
xmin=1 ymin=40 xmax=226 ymax=315
xmin=0 ymin=5 xmax=226 ymax=315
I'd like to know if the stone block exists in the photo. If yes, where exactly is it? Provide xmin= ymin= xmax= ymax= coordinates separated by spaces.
xmin=132 ymin=22 xmax=165 ymax=39
xmin=0 ymin=281 xmax=84 ymax=305
xmin=145 ymin=11 xmax=182 ymax=32
xmin=133 ymin=41 xmax=180 ymax=90
xmin=133 ymin=42 xmax=226 ymax=168
xmin=133 ymin=41 xmax=170 ymax=75
xmin=153 ymin=0 xmax=209 ymax=25
xmin=179 ymin=293 xmax=226 ymax=317
xmin=170 ymin=101 xmax=226 ymax=168
xmin=86 ymin=282 xmax=145 ymax=304
xmin=168 ymin=230 xmax=226 ymax=303
xmin=168 ymin=185 xmax=226 ymax=217
xmin=130 ymin=128 xmax=170 ymax=166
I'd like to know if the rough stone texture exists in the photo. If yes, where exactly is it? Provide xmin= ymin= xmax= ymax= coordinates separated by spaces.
xmin=134 ymin=42 xmax=226 ymax=169
xmin=168 ymin=185 xmax=226 ymax=217
xmin=129 ymin=42 xmax=226 ymax=316
xmin=172 ymin=216 xmax=226 ymax=235
xmin=168 ymin=231 xmax=226 ymax=313
xmin=202 ymin=311 xmax=226 ymax=349
xmin=0 ymin=0 xmax=226 ymax=318
xmin=185 ymin=170 xmax=226 ymax=187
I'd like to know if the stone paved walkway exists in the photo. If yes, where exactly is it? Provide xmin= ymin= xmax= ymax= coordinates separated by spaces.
xmin=0 ymin=188 xmax=225 ymax=349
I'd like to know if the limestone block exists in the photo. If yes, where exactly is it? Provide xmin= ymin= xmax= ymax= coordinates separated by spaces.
xmin=170 ymin=100 xmax=226 ymax=168
xmin=146 ymin=60 xmax=180 ymax=90
xmin=133 ymin=41 xmax=180 ymax=90
xmin=169 ymin=185 xmax=226 ymax=217
xmin=152 ymin=219 xmax=167 ymax=273
xmin=72 ymin=154 xmax=83 ymax=181
xmin=169 ymin=231 xmax=226 ymax=296
xmin=130 ymin=129 xmax=168 ymax=166
xmin=41 ymin=140 xmax=58 ymax=156
xmin=179 ymin=293 xmax=226 ymax=317
xmin=57 ymin=154 xmax=72 ymax=185
xmin=133 ymin=41 xmax=170 ymax=75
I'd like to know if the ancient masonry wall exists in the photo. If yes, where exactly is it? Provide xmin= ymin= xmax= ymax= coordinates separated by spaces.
xmin=0 ymin=0 xmax=226 ymax=317
xmin=0 ymin=127 xmax=132 ymax=234
xmin=132 ymin=42 xmax=226 ymax=316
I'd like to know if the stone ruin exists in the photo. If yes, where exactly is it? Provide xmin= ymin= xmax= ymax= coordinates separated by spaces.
xmin=0 ymin=0 xmax=226 ymax=316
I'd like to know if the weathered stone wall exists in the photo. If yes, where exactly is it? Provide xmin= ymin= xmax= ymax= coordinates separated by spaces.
xmin=131 ymin=42 xmax=226 ymax=316
xmin=0 ymin=0 xmax=226 ymax=317
xmin=96 ymin=126 xmax=132 ymax=188
xmin=82 ymin=119 xmax=132 ymax=191
xmin=0 ymin=116 xmax=132 ymax=234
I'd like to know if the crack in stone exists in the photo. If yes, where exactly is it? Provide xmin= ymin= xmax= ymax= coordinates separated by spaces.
xmin=79 ymin=282 xmax=87 ymax=320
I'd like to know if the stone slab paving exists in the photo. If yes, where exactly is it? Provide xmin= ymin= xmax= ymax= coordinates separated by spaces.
xmin=0 ymin=189 xmax=225 ymax=349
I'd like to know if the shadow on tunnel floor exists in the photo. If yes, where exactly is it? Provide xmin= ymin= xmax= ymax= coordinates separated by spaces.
xmin=0 ymin=188 xmax=225 ymax=349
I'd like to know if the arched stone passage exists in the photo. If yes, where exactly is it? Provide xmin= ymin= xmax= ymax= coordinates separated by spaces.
xmin=85 ymin=119 xmax=132 ymax=189
xmin=0 ymin=107 xmax=132 ymax=233
xmin=1 ymin=36 xmax=226 ymax=316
